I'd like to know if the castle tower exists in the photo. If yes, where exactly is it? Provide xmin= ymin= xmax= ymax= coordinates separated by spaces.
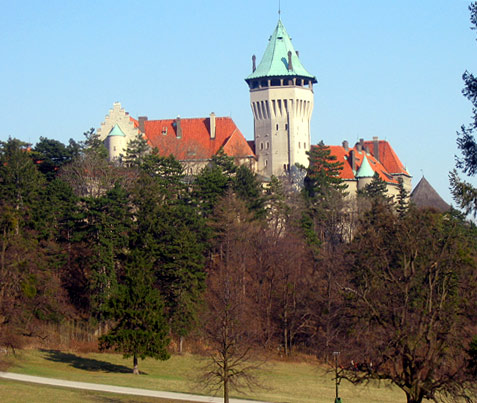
xmin=245 ymin=19 xmax=317 ymax=179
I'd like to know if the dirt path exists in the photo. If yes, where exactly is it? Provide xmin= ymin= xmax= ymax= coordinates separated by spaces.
xmin=0 ymin=371 xmax=270 ymax=403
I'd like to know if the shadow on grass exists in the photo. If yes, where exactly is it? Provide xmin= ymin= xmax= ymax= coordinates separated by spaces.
xmin=40 ymin=349 xmax=148 ymax=375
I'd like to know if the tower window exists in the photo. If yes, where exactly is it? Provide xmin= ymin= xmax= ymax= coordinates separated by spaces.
xmin=285 ymin=123 xmax=288 ymax=130
xmin=304 ymin=142 xmax=307 ymax=149
xmin=264 ymin=159 xmax=268 ymax=167
xmin=266 ymin=142 xmax=270 ymax=149
xmin=298 ymin=142 xmax=301 ymax=149
xmin=276 ymin=124 xmax=279 ymax=130
xmin=260 ymin=142 xmax=264 ymax=150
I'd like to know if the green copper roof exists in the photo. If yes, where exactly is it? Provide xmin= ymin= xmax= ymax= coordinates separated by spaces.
xmin=246 ymin=20 xmax=316 ymax=82
xmin=108 ymin=124 xmax=126 ymax=137
xmin=356 ymin=155 xmax=375 ymax=178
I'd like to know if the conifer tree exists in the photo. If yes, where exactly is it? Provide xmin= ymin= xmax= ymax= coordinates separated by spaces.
xmin=303 ymin=141 xmax=346 ymax=200
xmin=360 ymin=172 xmax=391 ymax=202
xmin=123 ymin=133 xmax=150 ymax=167
xmin=99 ymin=252 xmax=170 ymax=374
xmin=451 ymin=2 xmax=477 ymax=216
xmin=395 ymin=177 xmax=409 ymax=217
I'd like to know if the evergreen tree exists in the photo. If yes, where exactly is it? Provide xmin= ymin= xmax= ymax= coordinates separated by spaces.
xmin=80 ymin=184 xmax=132 ymax=319
xmin=301 ymin=141 xmax=347 ymax=247
xmin=303 ymin=141 xmax=346 ymax=200
xmin=395 ymin=177 xmax=409 ymax=217
xmin=123 ymin=133 xmax=150 ymax=167
xmin=233 ymin=165 xmax=265 ymax=218
xmin=99 ymin=252 xmax=170 ymax=374
xmin=131 ymin=173 xmax=207 ymax=347
xmin=451 ymin=2 xmax=477 ymax=216
xmin=33 ymin=137 xmax=77 ymax=180
xmin=360 ymin=172 xmax=391 ymax=202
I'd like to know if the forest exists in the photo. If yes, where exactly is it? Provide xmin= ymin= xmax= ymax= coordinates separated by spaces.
xmin=0 ymin=127 xmax=476 ymax=403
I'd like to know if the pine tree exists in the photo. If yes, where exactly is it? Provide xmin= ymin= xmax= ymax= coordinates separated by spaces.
xmin=451 ymin=2 xmax=477 ymax=216
xmin=303 ymin=141 xmax=346 ymax=200
xmin=123 ymin=133 xmax=150 ymax=167
xmin=360 ymin=172 xmax=391 ymax=202
xmin=395 ymin=177 xmax=409 ymax=217
xmin=99 ymin=252 xmax=170 ymax=374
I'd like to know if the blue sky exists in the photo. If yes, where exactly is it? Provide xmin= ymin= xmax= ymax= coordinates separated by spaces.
xmin=1 ymin=0 xmax=475 ymax=204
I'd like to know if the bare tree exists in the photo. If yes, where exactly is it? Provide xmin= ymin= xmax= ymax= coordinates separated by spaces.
xmin=200 ymin=191 xmax=263 ymax=402
xmin=340 ymin=205 xmax=477 ymax=403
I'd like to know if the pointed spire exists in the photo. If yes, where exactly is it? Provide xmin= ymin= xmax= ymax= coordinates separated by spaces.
xmin=108 ymin=124 xmax=126 ymax=137
xmin=245 ymin=20 xmax=316 ymax=82
xmin=356 ymin=155 xmax=375 ymax=178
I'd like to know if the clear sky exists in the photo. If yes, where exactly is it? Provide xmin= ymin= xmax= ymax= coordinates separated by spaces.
xmin=1 ymin=0 xmax=476 ymax=204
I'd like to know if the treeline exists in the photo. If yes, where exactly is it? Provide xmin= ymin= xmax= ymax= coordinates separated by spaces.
xmin=1 ymin=132 xmax=477 ymax=402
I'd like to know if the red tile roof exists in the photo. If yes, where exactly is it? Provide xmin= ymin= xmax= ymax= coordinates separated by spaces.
xmin=363 ymin=140 xmax=407 ymax=175
xmin=326 ymin=140 xmax=409 ymax=183
xmin=132 ymin=117 xmax=254 ymax=161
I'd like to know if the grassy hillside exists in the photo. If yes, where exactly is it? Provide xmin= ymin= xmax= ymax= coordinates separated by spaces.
xmin=2 ymin=349 xmax=409 ymax=402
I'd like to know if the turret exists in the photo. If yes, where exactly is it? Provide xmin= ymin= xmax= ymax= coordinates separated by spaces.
xmin=245 ymin=19 xmax=317 ymax=179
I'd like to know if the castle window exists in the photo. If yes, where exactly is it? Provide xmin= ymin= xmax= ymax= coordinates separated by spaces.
xmin=285 ymin=123 xmax=288 ymax=130
xmin=266 ymin=142 xmax=269 ymax=149
xmin=264 ymin=159 xmax=268 ymax=167
xmin=260 ymin=142 xmax=264 ymax=150
xmin=276 ymin=124 xmax=279 ymax=130
xmin=304 ymin=142 xmax=307 ymax=149
xmin=298 ymin=142 xmax=301 ymax=149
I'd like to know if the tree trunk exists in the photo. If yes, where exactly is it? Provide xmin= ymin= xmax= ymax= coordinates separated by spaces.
xmin=179 ymin=336 xmax=183 ymax=354
xmin=406 ymin=391 xmax=423 ymax=403
xmin=224 ymin=375 xmax=229 ymax=403
xmin=133 ymin=354 xmax=139 ymax=375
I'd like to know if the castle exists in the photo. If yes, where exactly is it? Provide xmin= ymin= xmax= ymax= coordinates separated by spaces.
xmin=97 ymin=19 xmax=412 ymax=196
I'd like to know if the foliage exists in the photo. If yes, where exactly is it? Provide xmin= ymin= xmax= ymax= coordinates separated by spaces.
xmin=33 ymin=137 xmax=79 ymax=180
xmin=341 ymin=205 xmax=477 ymax=403
xmin=303 ymin=141 xmax=346 ymax=201
xmin=359 ymin=172 xmax=391 ymax=202
xmin=451 ymin=2 xmax=477 ymax=215
xmin=99 ymin=252 xmax=170 ymax=374
xmin=123 ymin=133 xmax=150 ymax=167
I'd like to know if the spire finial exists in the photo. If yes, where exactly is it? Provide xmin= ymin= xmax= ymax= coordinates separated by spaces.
xmin=278 ymin=0 xmax=281 ymax=20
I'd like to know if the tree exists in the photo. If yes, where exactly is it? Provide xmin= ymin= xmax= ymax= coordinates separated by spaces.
xmin=359 ymin=172 xmax=391 ymax=202
xmin=201 ymin=191 xmax=262 ymax=402
xmin=33 ymin=137 xmax=78 ymax=180
xmin=341 ymin=206 xmax=477 ymax=403
xmin=123 ymin=133 xmax=150 ymax=167
xmin=451 ymin=2 xmax=477 ymax=216
xmin=99 ymin=252 xmax=170 ymax=374
xmin=395 ymin=177 xmax=409 ymax=217
xmin=303 ymin=141 xmax=346 ymax=201
xmin=130 ymin=167 xmax=207 ymax=349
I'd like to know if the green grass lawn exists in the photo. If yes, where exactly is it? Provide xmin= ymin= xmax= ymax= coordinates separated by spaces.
xmin=2 ymin=349 xmax=409 ymax=402
xmin=0 ymin=379 xmax=196 ymax=403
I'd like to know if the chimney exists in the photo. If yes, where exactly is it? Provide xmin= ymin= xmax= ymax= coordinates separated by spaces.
xmin=175 ymin=116 xmax=182 ymax=139
xmin=356 ymin=142 xmax=362 ymax=152
xmin=365 ymin=145 xmax=370 ymax=154
xmin=342 ymin=140 xmax=349 ymax=151
xmin=350 ymin=149 xmax=356 ymax=172
xmin=373 ymin=136 xmax=380 ymax=162
xmin=252 ymin=55 xmax=256 ymax=72
xmin=138 ymin=116 xmax=148 ymax=133
xmin=287 ymin=51 xmax=293 ymax=71
xmin=209 ymin=112 xmax=216 ymax=139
